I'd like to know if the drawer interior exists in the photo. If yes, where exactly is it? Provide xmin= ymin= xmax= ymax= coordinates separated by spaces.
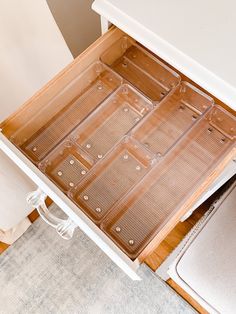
xmin=100 ymin=36 xmax=180 ymax=102
xmin=131 ymin=82 xmax=213 ymax=157
xmin=1 ymin=27 xmax=235 ymax=261
xmin=9 ymin=62 xmax=122 ymax=165
xmin=70 ymin=84 xmax=152 ymax=161
xmin=69 ymin=137 xmax=154 ymax=224
xmin=39 ymin=140 xmax=94 ymax=193
xmin=101 ymin=107 xmax=236 ymax=258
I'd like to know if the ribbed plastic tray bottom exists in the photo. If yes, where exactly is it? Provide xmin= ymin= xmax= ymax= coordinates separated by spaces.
xmin=132 ymin=82 xmax=213 ymax=156
xmin=21 ymin=72 xmax=119 ymax=163
xmin=100 ymin=36 xmax=180 ymax=101
xmin=39 ymin=142 xmax=93 ymax=192
xmin=73 ymin=84 xmax=152 ymax=161
xmin=101 ymin=110 xmax=235 ymax=258
xmin=69 ymin=139 xmax=153 ymax=223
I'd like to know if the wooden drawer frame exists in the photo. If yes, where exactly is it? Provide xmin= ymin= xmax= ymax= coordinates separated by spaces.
xmin=0 ymin=26 xmax=235 ymax=280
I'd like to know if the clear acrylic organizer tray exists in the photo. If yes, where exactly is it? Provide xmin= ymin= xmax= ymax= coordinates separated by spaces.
xmin=101 ymin=106 xmax=236 ymax=259
xmin=100 ymin=36 xmax=180 ymax=102
xmin=68 ymin=137 xmax=155 ymax=224
xmin=132 ymin=82 xmax=214 ymax=157
xmin=10 ymin=61 xmax=122 ymax=164
xmin=39 ymin=139 xmax=94 ymax=193
xmin=68 ymin=84 xmax=153 ymax=162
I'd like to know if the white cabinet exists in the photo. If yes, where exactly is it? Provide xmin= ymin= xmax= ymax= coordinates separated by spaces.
xmin=0 ymin=1 xmax=235 ymax=280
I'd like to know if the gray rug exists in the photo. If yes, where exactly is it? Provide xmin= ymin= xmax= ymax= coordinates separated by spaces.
xmin=0 ymin=210 xmax=195 ymax=314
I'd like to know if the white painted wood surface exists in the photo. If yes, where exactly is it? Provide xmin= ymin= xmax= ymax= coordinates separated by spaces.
xmin=92 ymin=0 xmax=236 ymax=110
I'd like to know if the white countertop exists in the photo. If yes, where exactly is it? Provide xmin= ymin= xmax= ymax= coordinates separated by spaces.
xmin=93 ymin=0 xmax=236 ymax=110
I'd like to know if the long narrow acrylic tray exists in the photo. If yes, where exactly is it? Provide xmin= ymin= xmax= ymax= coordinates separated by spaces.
xmin=132 ymin=82 xmax=214 ymax=157
xmin=69 ymin=137 xmax=155 ymax=224
xmin=69 ymin=84 xmax=153 ymax=162
xmin=101 ymin=106 xmax=236 ymax=259
xmin=100 ymin=36 xmax=180 ymax=102
xmin=10 ymin=61 xmax=122 ymax=164
xmin=39 ymin=140 xmax=94 ymax=193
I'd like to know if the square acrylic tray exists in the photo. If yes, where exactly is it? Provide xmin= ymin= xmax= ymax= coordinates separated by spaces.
xmin=39 ymin=140 xmax=94 ymax=193
xmin=69 ymin=137 xmax=155 ymax=224
xmin=100 ymin=36 xmax=180 ymax=102
xmin=10 ymin=62 xmax=122 ymax=164
xmin=132 ymin=82 xmax=214 ymax=156
xmin=69 ymin=84 xmax=153 ymax=161
xmin=101 ymin=106 xmax=236 ymax=259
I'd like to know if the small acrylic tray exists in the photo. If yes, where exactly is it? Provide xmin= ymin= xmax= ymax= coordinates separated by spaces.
xmin=10 ymin=62 xmax=122 ymax=164
xmin=100 ymin=36 xmax=180 ymax=101
xmin=70 ymin=84 xmax=153 ymax=161
xmin=69 ymin=137 xmax=155 ymax=224
xmin=101 ymin=106 xmax=236 ymax=259
xmin=39 ymin=140 xmax=94 ymax=193
xmin=132 ymin=82 xmax=214 ymax=156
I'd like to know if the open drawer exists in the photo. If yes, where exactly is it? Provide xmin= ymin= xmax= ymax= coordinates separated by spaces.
xmin=0 ymin=27 xmax=235 ymax=280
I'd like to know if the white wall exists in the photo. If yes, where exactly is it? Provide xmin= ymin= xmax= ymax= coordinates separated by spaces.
xmin=0 ymin=0 xmax=73 ymax=232
xmin=0 ymin=0 xmax=73 ymax=122
xmin=46 ymin=0 xmax=101 ymax=57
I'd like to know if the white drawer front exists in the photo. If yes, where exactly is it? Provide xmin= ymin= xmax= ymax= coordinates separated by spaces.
xmin=0 ymin=133 xmax=141 ymax=280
